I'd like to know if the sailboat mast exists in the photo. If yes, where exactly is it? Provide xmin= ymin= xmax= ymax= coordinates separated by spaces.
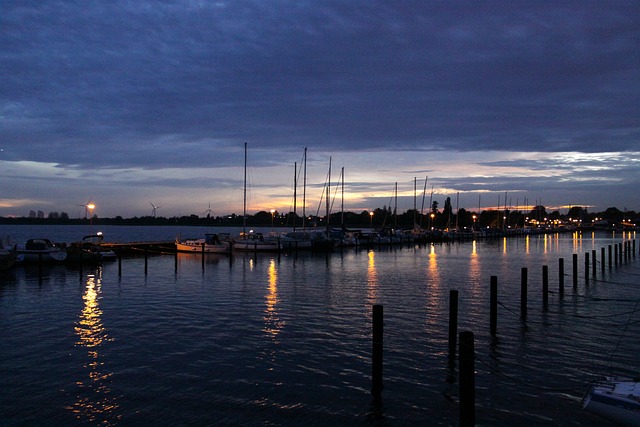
xmin=326 ymin=156 xmax=331 ymax=236
xmin=242 ymin=142 xmax=247 ymax=234
xmin=341 ymin=167 xmax=344 ymax=228
xmin=293 ymin=161 xmax=297 ymax=232
xmin=302 ymin=147 xmax=307 ymax=230
xmin=413 ymin=177 xmax=417 ymax=227
xmin=394 ymin=182 xmax=398 ymax=229
xmin=420 ymin=176 xmax=428 ymax=227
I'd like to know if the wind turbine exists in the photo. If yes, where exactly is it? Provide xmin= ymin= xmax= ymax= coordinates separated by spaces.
xmin=150 ymin=201 xmax=161 ymax=218
xmin=76 ymin=199 xmax=93 ymax=218
xmin=203 ymin=202 xmax=213 ymax=218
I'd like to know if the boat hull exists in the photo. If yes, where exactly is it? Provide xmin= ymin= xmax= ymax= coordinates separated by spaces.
xmin=582 ymin=377 xmax=640 ymax=426
xmin=176 ymin=241 xmax=231 ymax=254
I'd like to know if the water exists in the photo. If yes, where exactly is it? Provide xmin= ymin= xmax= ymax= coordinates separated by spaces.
xmin=1 ymin=225 xmax=639 ymax=425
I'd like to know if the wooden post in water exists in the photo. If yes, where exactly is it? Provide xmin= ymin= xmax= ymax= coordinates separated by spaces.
xmin=584 ymin=252 xmax=589 ymax=282
xmin=614 ymin=244 xmax=618 ymax=267
xmin=573 ymin=254 xmax=578 ymax=289
xmin=601 ymin=247 xmax=605 ymax=275
xmin=520 ymin=268 xmax=527 ymax=319
xmin=608 ymin=245 xmax=613 ymax=270
xmin=542 ymin=265 xmax=549 ymax=309
xmin=118 ymin=248 xmax=122 ymax=277
xmin=619 ymin=242 xmax=623 ymax=264
xmin=174 ymin=248 xmax=178 ymax=273
xmin=634 ymin=239 xmax=636 ymax=258
xmin=449 ymin=290 xmax=459 ymax=360
xmin=201 ymin=243 xmax=205 ymax=271
xmin=38 ymin=252 xmax=43 ymax=281
xmin=592 ymin=249 xmax=597 ymax=278
xmin=490 ymin=276 xmax=497 ymax=336
xmin=459 ymin=331 xmax=475 ymax=427
xmin=372 ymin=304 xmax=383 ymax=398
xmin=558 ymin=258 xmax=564 ymax=296
xmin=144 ymin=247 xmax=148 ymax=275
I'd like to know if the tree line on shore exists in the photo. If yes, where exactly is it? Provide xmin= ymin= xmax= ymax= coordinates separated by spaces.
xmin=1 ymin=205 xmax=637 ymax=230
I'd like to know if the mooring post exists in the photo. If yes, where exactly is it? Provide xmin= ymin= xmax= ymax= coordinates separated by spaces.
xmin=144 ymin=247 xmax=148 ymax=275
xmin=174 ymin=248 xmax=178 ymax=273
xmin=558 ymin=258 xmax=564 ymax=296
xmin=619 ymin=242 xmax=623 ymax=264
xmin=490 ymin=276 xmax=497 ymax=336
xmin=38 ymin=252 xmax=43 ymax=281
xmin=201 ymin=243 xmax=205 ymax=270
xmin=634 ymin=239 xmax=636 ymax=258
xmin=459 ymin=331 xmax=475 ymax=427
xmin=608 ymin=245 xmax=613 ymax=270
xmin=542 ymin=265 xmax=549 ymax=309
xmin=601 ymin=247 xmax=605 ymax=275
xmin=592 ymin=249 xmax=597 ymax=278
xmin=118 ymin=248 xmax=122 ymax=277
xmin=584 ymin=252 xmax=589 ymax=282
xmin=573 ymin=253 xmax=578 ymax=289
xmin=372 ymin=304 xmax=383 ymax=398
xmin=520 ymin=267 xmax=527 ymax=319
xmin=449 ymin=290 xmax=459 ymax=359
xmin=614 ymin=244 xmax=619 ymax=266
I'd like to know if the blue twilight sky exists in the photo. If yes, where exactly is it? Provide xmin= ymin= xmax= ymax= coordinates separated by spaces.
xmin=1 ymin=1 xmax=639 ymax=219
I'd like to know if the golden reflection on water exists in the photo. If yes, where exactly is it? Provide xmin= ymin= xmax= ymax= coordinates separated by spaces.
xmin=367 ymin=250 xmax=378 ymax=302
xmin=69 ymin=270 xmax=118 ymax=423
xmin=468 ymin=241 xmax=480 ymax=283
xmin=263 ymin=258 xmax=283 ymax=338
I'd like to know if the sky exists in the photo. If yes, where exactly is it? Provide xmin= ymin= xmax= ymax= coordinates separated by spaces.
xmin=1 ymin=1 xmax=639 ymax=219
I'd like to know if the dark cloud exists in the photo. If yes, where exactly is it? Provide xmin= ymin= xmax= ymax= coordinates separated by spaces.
xmin=2 ymin=0 xmax=638 ymax=170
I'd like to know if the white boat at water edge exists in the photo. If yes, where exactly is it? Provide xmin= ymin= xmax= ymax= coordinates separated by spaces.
xmin=0 ymin=238 xmax=17 ymax=270
xmin=16 ymin=238 xmax=67 ymax=263
xmin=176 ymin=233 xmax=232 ymax=254
xmin=582 ymin=376 xmax=640 ymax=425
xmin=233 ymin=231 xmax=281 ymax=252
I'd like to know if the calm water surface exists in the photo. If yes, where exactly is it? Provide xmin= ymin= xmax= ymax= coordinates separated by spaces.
xmin=1 ymin=225 xmax=639 ymax=425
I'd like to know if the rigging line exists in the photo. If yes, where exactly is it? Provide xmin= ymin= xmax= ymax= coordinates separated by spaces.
xmin=609 ymin=294 xmax=640 ymax=374
xmin=473 ymin=352 xmax=584 ymax=393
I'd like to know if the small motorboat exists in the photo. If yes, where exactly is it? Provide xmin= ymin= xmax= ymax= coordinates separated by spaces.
xmin=0 ymin=238 xmax=17 ymax=270
xmin=176 ymin=233 xmax=232 ymax=254
xmin=66 ymin=233 xmax=117 ymax=263
xmin=582 ymin=376 xmax=640 ymax=426
xmin=16 ymin=238 xmax=67 ymax=263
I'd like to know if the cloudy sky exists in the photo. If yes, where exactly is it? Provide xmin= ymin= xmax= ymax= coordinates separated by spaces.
xmin=1 ymin=1 xmax=639 ymax=219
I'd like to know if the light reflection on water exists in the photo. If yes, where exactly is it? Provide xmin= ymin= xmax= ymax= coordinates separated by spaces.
xmin=69 ymin=269 xmax=119 ymax=424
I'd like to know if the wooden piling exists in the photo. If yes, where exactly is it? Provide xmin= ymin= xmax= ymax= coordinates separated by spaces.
xmin=608 ymin=245 xmax=613 ymax=270
xmin=558 ymin=258 xmax=564 ymax=296
xmin=118 ymin=248 xmax=122 ymax=277
xmin=584 ymin=252 xmax=589 ymax=282
xmin=372 ymin=304 xmax=383 ymax=398
xmin=592 ymin=249 xmax=597 ymax=278
xmin=619 ymin=243 xmax=623 ymax=264
xmin=449 ymin=290 xmax=459 ymax=359
xmin=542 ymin=265 xmax=549 ymax=309
xmin=490 ymin=276 xmax=497 ymax=336
xmin=201 ymin=243 xmax=205 ymax=270
xmin=615 ymin=244 xmax=619 ymax=266
xmin=520 ymin=267 xmax=527 ymax=319
xmin=601 ymin=247 xmax=605 ymax=275
xmin=144 ymin=247 xmax=148 ymax=275
xmin=459 ymin=331 xmax=475 ymax=427
xmin=573 ymin=254 xmax=578 ymax=289
xmin=174 ymin=248 xmax=178 ymax=273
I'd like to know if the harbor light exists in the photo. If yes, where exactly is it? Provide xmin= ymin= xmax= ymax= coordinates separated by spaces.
xmin=369 ymin=211 xmax=374 ymax=229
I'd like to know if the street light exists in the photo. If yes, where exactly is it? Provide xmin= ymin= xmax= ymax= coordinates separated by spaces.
xmin=369 ymin=211 xmax=374 ymax=229
xmin=87 ymin=203 xmax=95 ymax=231
xmin=270 ymin=209 xmax=275 ymax=231
xmin=430 ymin=213 xmax=435 ymax=230
xmin=472 ymin=214 xmax=477 ymax=230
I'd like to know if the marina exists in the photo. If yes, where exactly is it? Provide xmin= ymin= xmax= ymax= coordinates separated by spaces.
xmin=1 ymin=224 xmax=639 ymax=425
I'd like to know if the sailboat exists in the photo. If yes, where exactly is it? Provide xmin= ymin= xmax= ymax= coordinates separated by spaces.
xmin=233 ymin=143 xmax=281 ymax=252
xmin=280 ymin=149 xmax=333 ymax=251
